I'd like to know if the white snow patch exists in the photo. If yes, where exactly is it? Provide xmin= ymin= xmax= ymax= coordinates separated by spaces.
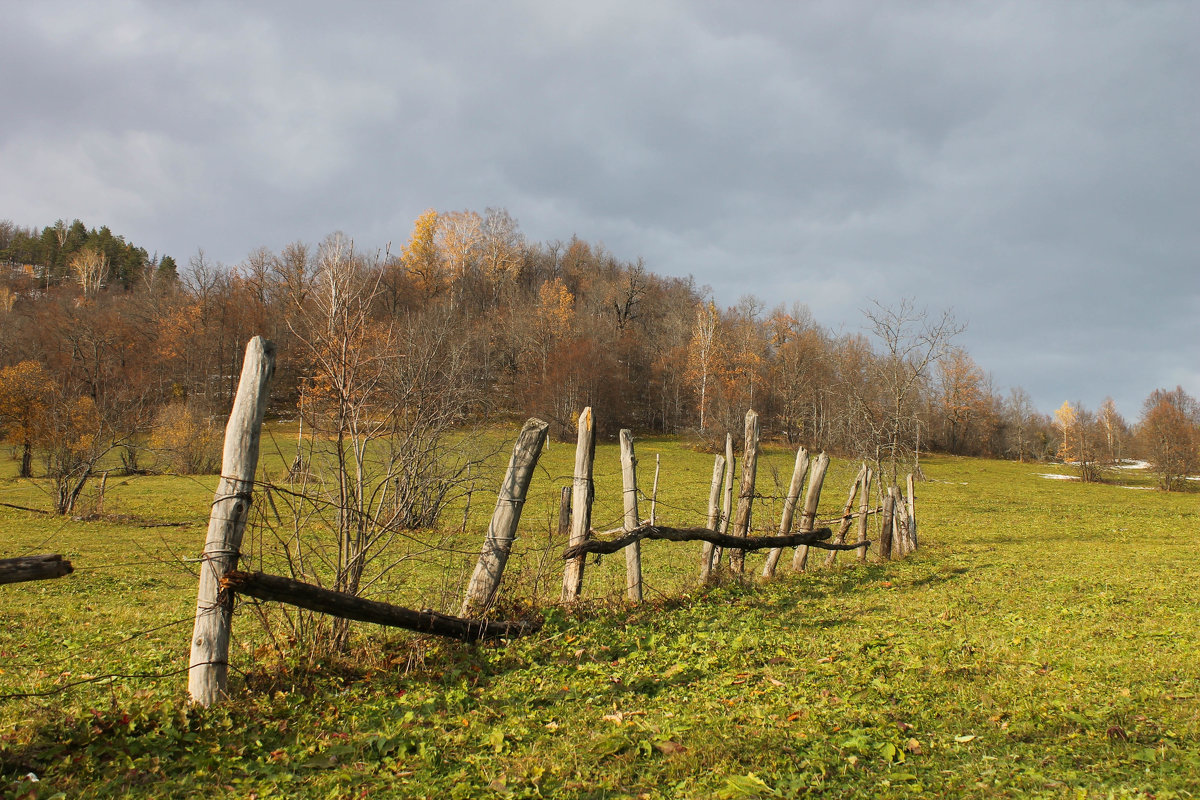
xmin=1036 ymin=473 xmax=1079 ymax=481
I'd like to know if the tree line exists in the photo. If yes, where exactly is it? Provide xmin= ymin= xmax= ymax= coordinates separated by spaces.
xmin=0 ymin=209 xmax=1195 ymax=514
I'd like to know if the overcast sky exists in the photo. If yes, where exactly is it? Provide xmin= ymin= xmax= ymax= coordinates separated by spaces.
xmin=2 ymin=1 xmax=1196 ymax=419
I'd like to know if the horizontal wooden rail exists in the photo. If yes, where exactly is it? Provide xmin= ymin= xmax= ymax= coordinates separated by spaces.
xmin=220 ymin=571 xmax=540 ymax=642
xmin=0 ymin=554 xmax=73 ymax=585
xmin=564 ymin=525 xmax=868 ymax=560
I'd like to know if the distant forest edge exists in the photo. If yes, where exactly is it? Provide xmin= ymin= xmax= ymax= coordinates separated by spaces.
xmin=0 ymin=210 xmax=1195 ymax=497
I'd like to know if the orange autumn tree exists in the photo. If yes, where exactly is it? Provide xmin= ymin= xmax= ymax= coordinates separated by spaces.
xmin=0 ymin=361 xmax=55 ymax=477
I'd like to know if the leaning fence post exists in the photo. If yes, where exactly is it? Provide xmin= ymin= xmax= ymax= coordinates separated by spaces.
xmin=619 ymin=429 xmax=643 ymax=603
xmin=824 ymin=463 xmax=867 ymax=569
xmin=856 ymin=467 xmax=873 ymax=563
xmin=561 ymin=408 xmax=596 ymax=602
xmin=791 ymin=452 xmax=830 ymax=572
xmin=729 ymin=410 xmax=760 ymax=574
xmin=762 ymin=446 xmax=809 ymax=578
xmin=460 ymin=417 xmax=550 ymax=615
xmin=188 ymin=336 xmax=275 ymax=706
xmin=699 ymin=453 xmax=726 ymax=583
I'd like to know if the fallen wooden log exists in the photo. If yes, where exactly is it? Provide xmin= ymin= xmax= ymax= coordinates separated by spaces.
xmin=220 ymin=571 xmax=540 ymax=642
xmin=0 ymin=554 xmax=73 ymax=585
xmin=563 ymin=524 xmax=868 ymax=560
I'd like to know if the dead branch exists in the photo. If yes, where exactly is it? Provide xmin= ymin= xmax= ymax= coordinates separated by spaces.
xmin=563 ymin=524 xmax=868 ymax=560
xmin=220 ymin=570 xmax=540 ymax=642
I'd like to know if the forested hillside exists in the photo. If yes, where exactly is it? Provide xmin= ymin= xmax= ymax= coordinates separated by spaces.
xmin=1 ymin=209 xmax=1185 ymax=487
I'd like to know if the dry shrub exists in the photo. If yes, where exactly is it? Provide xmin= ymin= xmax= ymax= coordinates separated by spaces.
xmin=150 ymin=401 xmax=220 ymax=474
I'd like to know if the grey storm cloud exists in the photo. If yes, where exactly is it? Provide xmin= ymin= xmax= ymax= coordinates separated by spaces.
xmin=1 ymin=0 xmax=1196 ymax=418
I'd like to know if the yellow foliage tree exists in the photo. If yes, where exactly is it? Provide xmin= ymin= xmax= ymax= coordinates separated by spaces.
xmin=402 ymin=209 xmax=443 ymax=297
xmin=0 ymin=361 xmax=55 ymax=477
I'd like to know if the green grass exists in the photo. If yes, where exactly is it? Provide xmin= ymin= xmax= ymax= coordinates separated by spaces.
xmin=1 ymin=430 xmax=1199 ymax=798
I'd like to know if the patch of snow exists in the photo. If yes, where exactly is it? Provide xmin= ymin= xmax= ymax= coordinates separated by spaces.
xmin=1036 ymin=473 xmax=1079 ymax=481
xmin=1114 ymin=460 xmax=1151 ymax=470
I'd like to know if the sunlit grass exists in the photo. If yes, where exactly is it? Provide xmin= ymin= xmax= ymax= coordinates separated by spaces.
xmin=2 ymin=431 xmax=1199 ymax=798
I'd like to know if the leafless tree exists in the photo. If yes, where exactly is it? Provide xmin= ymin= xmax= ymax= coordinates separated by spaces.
xmin=860 ymin=298 xmax=963 ymax=484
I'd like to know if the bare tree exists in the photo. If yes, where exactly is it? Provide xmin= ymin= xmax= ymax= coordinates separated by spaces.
xmin=860 ymin=299 xmax=963 ymax=484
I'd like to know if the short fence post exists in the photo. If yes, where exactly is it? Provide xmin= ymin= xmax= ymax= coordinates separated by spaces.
xmin=460 ymin=417 xmax=550 ymax=615
xmin=620 ymin=429 xmax=643 ymax=603
xmin=699 ymin=453 xmax=726 ymax=583
xmin=856 ymin=467 xmax=873 ymax=563
xmin=557 ymin=486 xmax=572 ymax=540
xmin=792 ymin=452 xmax=830 ymax=572
xmin=824 ymin=463 xmax=867 ymax=569
xmin=879 ymin=486 xmax=896 ymax=560
xmin=906 ymin=472 xmax=918 ymax=550
xmin=561 ymin=408 xmax=595 ymax=602
xmin=762 ymin=446 xmax=810 ymax=578
xmin=188 ymin=336 xmax=275 ymax=706
xmin=729 ymin=410 xmax=760 ymax=574
xmin=712 ymin=434 xmax=735 ymax=572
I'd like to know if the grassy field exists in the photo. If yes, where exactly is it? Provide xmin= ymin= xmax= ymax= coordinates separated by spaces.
xmin=1 ymin=426 xmax=1198 ymax=798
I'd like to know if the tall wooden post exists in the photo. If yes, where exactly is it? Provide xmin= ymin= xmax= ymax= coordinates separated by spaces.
xmin=699 ymin=454 xmax=726 ymax=583
xmin=460 ymin=418 xmax=550 ymax=615
xmin=824 ymin=463 xmax=867 ymax=569
xmin=856 ymin=467 xmax=873 ymax=563
xmin=791 ymin=452 xmax=830 ymax=572
xmin=619 ymin=430 xmax=643 ymax=603
xmin=729 ymin=410 xmax=760 ymax=574
xmin=188 ymin=337 xmax=275 ymax=706
xmin=561 ymin=408 xmax=596 ymax=602
xmin=761 ymin=447 xmax=809 ymax=578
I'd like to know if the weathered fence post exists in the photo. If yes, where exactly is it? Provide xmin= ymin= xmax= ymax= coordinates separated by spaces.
xmin=761 ymin=446 xmax=810 ymax=578
xmin=792 ymin=452 xmax=830 ymax=572
xmin=460 ymin=417 xmax=551 ymax=615
xmin=823 ymin=463 xmax=867 ymax=569
xmin=906 ymin=472 xmax=918 ymax=550
xmin=729 ymin=410 xmax=760 ymax=574
xmin=561 ymin=408 xmax=596 ymax=602
xmin=712 ymin=434 xmax=735 ymax=572
xmin=188 ymin=336 xmax=275 ymax=706
xmin=557 ymin=486 xmax=572 ymax=540
xmin=893 ymin=490 xmax=908 ymax=557
xmin=856 ymin=467 xmax=873 ymax=563
xmin=620 ymin=429 xmax=643 ymax=603
xmin=699 ymin=453 xmax=726 ymax=583
xmin=650 ymin=453 xmax=661 ymax=525
xmin=879 ymin=486 xmax=896 ymax=560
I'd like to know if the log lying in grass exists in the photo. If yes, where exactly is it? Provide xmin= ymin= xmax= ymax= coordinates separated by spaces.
xmin=220 ymin=571 xmax=540 ymax=642
xmin=0 ymin=554 xmax=73 ymax=585
xmin=563 ymin=524 xmax=867 ymax=561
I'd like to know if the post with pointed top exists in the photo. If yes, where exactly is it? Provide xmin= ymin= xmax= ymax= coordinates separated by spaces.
xmin=856 ymin=467 xmax=873 ymax=563
xmin=562 ymin=408 xmax=596 ymax=602
xmin=791 ymin=452 xmax=830 ymax=572
xmin=619 ymin=429 xmax=643 ymax=603
xmin=824 ymin=463 xmax=868 ymax=569
xmin=188 ymin=336 xmax=275 ymax=706
xmin=460 ymin=417 xmax=550 ymax=616
xmin=762 ymin=446 xmax=810 ymax=578
xmin=699 ymin=453 xmax=726 ymax=583
xmin=729 ymin=410 xmax=760 ymax=574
